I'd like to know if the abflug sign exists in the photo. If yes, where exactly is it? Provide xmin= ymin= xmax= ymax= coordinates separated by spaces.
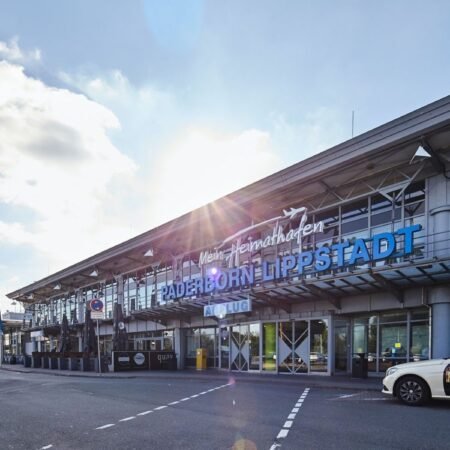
xmin=162 ymin=224 xmax=422 ymax=301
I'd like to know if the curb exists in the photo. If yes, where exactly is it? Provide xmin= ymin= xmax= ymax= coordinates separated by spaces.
xmin=0 ymin=366 xmax=382 ymax=391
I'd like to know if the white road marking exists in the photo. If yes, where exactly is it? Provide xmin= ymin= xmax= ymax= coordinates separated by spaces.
xmin=119 ymin=416 xmax=135 ymax=422
xmin=93 ymin=383 xmax=231 ymax=433
xmin=338 ymin=393 xmax=359 ymax=399
xmin=271 ymin=388 xmax=310 ymax=448
xmin=41 ymin=446 xmax=53 ymax=449
xmin=95 ymin=424 xmax=115 ymax=430
xmin=277 ymin=429 xmax=289 ymax=439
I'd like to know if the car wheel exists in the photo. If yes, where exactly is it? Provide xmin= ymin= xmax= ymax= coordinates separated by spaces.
xmin=396 ymin=376 xmax=429 ymax=406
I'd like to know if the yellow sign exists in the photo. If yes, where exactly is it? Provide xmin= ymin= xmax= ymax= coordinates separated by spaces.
xmin=394 ymin=342 xmax=402 ymax=349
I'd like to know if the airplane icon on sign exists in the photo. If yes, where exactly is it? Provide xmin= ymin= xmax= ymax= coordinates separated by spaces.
xmin=218 ymin=206 xmax=308 ymax=247
xmin=282 ymin=207 xmax=307 ymax=220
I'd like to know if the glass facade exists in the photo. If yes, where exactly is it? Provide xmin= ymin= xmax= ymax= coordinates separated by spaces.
xmin=213 ymin=319 xmax=331 ymax=374
xmin=185 ymin=327 xmax=218 ymax=368
xmin=26 ymin=181 xmax=427 ymax=330
xmin=17 ymin=180 xmax=437 ymax=376
xmin=262 ymin=322 xmax=276 ymax=372
xmin=351 ymin=309 xmax=430 ymax=373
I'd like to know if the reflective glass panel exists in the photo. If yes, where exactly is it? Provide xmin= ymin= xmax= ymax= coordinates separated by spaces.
xmin=310 ymin=319 xmax=328 ymax=372
xmin=262 ymin=323 xmax=276 ymax=371
xmin=249 ymin=323 xmax=260 ymax=370
xmin=379 ymin=323 xmax=407 ymax=372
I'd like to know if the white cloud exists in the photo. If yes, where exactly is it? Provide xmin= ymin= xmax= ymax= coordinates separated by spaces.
xmin=0 ymin=60 xmax=137 ymax=272
xmin=59 ymin=69 xmax=176 ymax=130
xmin=0 ymin=36 xmax=41 ymax=63
xmin=61 ymin=69 xmax=283 ymax=226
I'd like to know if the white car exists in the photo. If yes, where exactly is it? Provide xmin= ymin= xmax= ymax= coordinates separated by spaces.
xmin=382 ymin=358 xmax=450 ymax=406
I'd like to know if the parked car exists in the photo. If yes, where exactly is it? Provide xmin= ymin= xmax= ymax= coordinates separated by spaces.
xmin=382 ymin=358 xmax=450 ymax=406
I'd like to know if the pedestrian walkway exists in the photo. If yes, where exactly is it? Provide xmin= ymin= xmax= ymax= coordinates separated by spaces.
xmin=0 ymin=363 xmax=382 ymax=391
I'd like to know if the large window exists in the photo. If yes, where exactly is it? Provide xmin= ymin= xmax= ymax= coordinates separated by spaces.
xmin=185 ymin=327 xmax=218 ymax=368
xmin=352 ymin=309 xmax=429 ymax=373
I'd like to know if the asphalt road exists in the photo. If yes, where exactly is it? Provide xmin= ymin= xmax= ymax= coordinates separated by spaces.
xmin=0 ymin=371 xmax=449 ymax=450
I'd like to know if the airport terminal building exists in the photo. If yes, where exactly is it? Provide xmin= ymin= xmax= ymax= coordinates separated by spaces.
xmin=7 ymin=96 xmax=450 ymax=376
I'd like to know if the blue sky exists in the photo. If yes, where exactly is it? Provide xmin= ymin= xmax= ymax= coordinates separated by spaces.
xmin=1 ymin=1 xmax=449 ymax=310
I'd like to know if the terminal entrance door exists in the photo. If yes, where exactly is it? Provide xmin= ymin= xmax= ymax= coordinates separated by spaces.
xmin=278 ymin=321 xmax=309 ymax=373
xmin=230 ymin=324 xmax=260 ymax=372
xmin=334 ymin=319 xmax=350 ymax=372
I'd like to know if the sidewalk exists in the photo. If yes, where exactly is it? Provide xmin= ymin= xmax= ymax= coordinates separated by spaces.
xmin=0 ymin=364 xmax=383 ymax=391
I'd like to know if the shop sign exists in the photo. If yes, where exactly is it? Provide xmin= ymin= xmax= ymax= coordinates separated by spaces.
xmin=199 ymin=207 xmax=324 ymax=268
xmin=163 ymin=224 xmax=421 ymax=301
xmin=204 ymin=299 xmax=252 ymax=318
xmin=133 ymin=352 xmax=146 ymax=366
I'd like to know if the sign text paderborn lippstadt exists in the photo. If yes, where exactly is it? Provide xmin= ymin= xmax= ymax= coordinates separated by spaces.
xmin=161 ymin=206 xmax=422 ymax=302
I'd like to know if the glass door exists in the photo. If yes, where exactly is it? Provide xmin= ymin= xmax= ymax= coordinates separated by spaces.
xmin=278 ymin=321 xmax=309 ymax=373
xmin=249 ymin=323 xmax=260 ymax=371
xmin=231 ymin=325 xmax=249 ymax=371
xmin=219 ymin=327 xmax=230 ymax=369
xmin=262 ymin=322 xmax=277 ymax=372
xmin=334 ymin=319 xmax=349 ymax=372
xmin=310 ymin=319 xmax=328 ymax=373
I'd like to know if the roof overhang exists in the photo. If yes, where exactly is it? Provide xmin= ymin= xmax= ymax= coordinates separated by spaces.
xmin=7 ymin=96 xmax=450 ymax=302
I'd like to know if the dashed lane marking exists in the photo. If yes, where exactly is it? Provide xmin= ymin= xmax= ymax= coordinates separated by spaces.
xmin=41 ymin=446 xmax=53 ymax=450
xmin=94 ymin=382 xmax=232 ymax=432
xmin=270 ymin=387 xmax=310 ymax=449
xmin=95 ymin=424 xmax=115 ymax=430
xmin=276 ymin=429 xmax=289 ymax=439
xmin=119 ymin=416 xmax=136 ymax=422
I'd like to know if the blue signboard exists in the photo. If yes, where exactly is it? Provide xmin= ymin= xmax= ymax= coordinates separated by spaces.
xmin=162 ymin=224 xmax=422 ymax=301
xmin=204 ymin=299 xmax=252 ymax=318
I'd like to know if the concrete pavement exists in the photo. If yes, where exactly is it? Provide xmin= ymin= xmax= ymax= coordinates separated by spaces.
xmin=0 ymin=363 xmax=383 ymax=391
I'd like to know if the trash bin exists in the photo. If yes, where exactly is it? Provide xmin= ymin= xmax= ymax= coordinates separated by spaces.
xmin=196 ymin=348 xmax=207 ymax=370
xmin=352 ymin=353 xmax=368 ymax=378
